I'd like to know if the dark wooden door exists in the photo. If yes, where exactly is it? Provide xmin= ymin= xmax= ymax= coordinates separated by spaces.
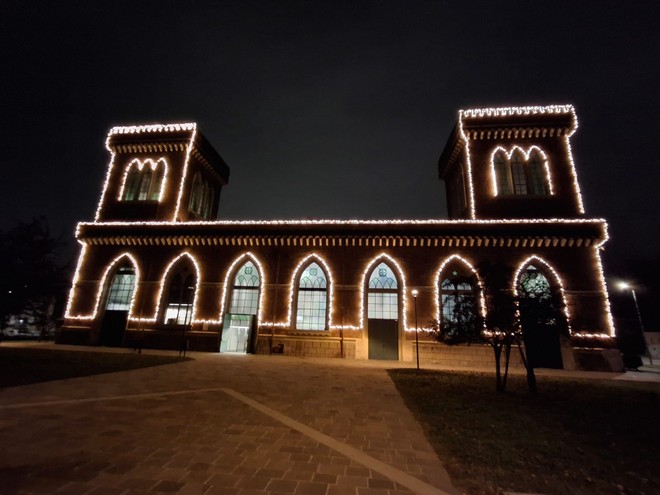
xmin=99 ymin=310 xmax=128 ymax=347
xmin=524 ymin=323 xmax=563 ymax=369
xmin=368 ymin=319 xmax=398 ymax=360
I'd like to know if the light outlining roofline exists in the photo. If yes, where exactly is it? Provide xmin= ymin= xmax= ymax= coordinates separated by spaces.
xmin=65 ymin=251 xmax=140 ymax=321
xmin=490 ymin=145 xmax=554 ymax=196
xmin=434 ymin=254 xmax=486 ymax=332
xmin=116 ymin=158 xmax=169 ymax=201
xmin=109 ymin=123 xmax=196 ymax=135
xmin=461 ymin=104 xmax=576 ymax=122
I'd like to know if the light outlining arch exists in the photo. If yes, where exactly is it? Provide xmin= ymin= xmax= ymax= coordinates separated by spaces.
xmin=65 ymin=251 xmax=141 ymax=321
xmin=266 ymin=253 xmax=334 ymax=330
xmin=215 ymin=252 xmax=266 ymax=326
xmin=130 ymin=251 xmax=201 ymax=323
xmin=358 ymin=253 xmax=409 ymax=331
xmin=489 ymin=145 xmax=554 ymax=196
xmin=434 ymin=254 xmax=486 ymax=330
xmin=117 ymin=157 xmax=169 ymax=201
xmin=513 ymin=255 xmax=571 ymax=333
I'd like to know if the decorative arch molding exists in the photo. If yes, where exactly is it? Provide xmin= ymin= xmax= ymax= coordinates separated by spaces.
xmin=130 ymin=251 xmax=201 ymax=323
xmin=269 ymin=253 xmax=335 ymax=330
xmin=217 ymin=252 xmax=266 ymax=326
xmin=434 ymin=254 xmax=486 ymax=327
xmin=117 ymin=157 xmax=169 ymax=201
xmin=65 ymin=251 xmax=141 ymax=321
xmin=512 ymin=255 xmax=571 ymax=332
xmin=490 ymin=145 xmax=553 ymax=196
xmin=358 ymin=253 xmax=408 ymax=331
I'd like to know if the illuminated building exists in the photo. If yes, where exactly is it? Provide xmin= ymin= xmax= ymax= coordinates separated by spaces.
xmin=60 ymin=105 xmax=621 ymax=370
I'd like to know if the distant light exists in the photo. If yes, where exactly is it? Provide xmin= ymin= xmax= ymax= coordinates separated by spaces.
xmin=411 ymin=289 xmax=419 ymax=298
xmin=617 ymin=281 xmax=631 ymax=291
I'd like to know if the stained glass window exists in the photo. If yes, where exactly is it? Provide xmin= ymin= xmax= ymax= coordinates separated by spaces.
xmin=518 ymin=265 xmax=551 ymax=300
xmin=368 ymin=262 xmax=398 ymax=320
xmin=296 ymin=262 xmax=327 ymax=330
xmin=105 ymin=266 xmax=136 ymax=311
xmin=229 ymin=261 xmax=260 ymax=315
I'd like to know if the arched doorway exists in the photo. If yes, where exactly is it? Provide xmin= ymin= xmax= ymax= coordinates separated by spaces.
xmin=99 ymin=264 xmax=136 ymax=347
xmin=221 ymin=259 xmax=261 ymax=353
xmin=366 ymin=261 xmax=399 ymax=360
xmin=438 ymin=263 xmax=480 ymax=344
xmin=517 ymin=264 xmax=566 ymax=368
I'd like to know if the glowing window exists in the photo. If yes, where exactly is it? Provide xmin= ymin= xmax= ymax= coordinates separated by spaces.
xmin=105 ymin=266 xmax=136 ymax=311
xmin=229 ymin=261 xmax=260 ymax=315
xmin=367 ymin=262 xmax=398 ymax=320
xmin=518 ymin=265 xmax=551 ymax=300
xmin=296 ymin=262 xmax=327 ymax=330
xmin=510 ymin=152 xmax=528 ymax=195
xmin=492 ymin=147 xmax=551 ymax=197
xmin=164 ymin=268 xmax=196 ymax=325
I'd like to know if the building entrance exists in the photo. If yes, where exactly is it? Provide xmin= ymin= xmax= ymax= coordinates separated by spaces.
xmin=220 ymin=315 xmax=254 ymax=353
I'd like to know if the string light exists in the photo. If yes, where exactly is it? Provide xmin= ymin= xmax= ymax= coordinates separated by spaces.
xmin=489 ymin=146 xmax=554 ymax=196
xmin=462 ymin=105 xmax=575 ymax=119
xmin=433 ymin=254 xmax=486 ymax=329
xmin=195 ymin=252 xmax=267 ymax=326
xmin=128 ymin=251 xmax=201 ymax=324
xmin=172 ymin=126 xmax=198 ymax=221
xmin=590 ymin=246 xmax=615 ymax=338
xmin=94 ymin=122 xmax=196 ymax=221
xmin=65 ymin=252 xmax=140 ymax=321
xmin=63 ymin=242 xmax=88 ymax=318
xmin=116 ymin=158 xmax=169 ymax=201
xmin=80 ymin=218 xmax=609 ymax=229
xmin=512 ymin=255 xmax=571 ymax=332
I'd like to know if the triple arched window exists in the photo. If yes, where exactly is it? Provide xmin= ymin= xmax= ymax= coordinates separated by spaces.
xmin=295 ymin=262 xmax=327 ymax=330
xmin=121 ymin=159 xmax=167 ymax=201
xmin=493 ymin=147 xmax=550 ymax=196
xmin=188 ymin=173 xmax=215 ymax=219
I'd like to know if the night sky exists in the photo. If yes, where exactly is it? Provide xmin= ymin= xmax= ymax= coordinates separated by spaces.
xmin=2 ymin=1 xmax=659 ymax=287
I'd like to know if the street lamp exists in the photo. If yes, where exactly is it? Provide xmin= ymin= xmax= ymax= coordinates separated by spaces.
xmin=617 ymin=281 xmax=653 ymax=366
xmin=412 ymin=289 xmax=419 ymax=370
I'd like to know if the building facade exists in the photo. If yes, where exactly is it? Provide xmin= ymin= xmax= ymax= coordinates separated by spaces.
xmin=60 ymin=105 xmax=621 ymax=370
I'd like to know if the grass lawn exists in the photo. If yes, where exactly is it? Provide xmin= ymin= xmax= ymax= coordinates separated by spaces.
xmin=0 ymin=347 xmax=189 ymax=388
xmin=389 ymin=369 xmax=660 ymax=495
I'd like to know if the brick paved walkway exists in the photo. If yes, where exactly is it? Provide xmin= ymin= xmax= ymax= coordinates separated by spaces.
xmin=0 ymin=348 xmax=459 ymax=495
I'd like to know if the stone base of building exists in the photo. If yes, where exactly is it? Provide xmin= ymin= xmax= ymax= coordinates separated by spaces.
xmin=255 ymin=334 xmax=357 ymax=359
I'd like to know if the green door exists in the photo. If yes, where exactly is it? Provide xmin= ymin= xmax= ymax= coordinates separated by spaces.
xmin=368 ymin=319 xmax=398 ymax=360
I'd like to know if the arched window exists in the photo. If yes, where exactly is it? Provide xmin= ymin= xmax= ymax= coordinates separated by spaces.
xmin=229 ymin=261 xmax=260 ymax=316
xmin=367 ymin=262 xmax=398 ymax=320
xmin=528 ymin=150 xmax=548 ymax=195
xmin=510 ymin=150 xmax=528 ymax=195
xmin=516 ymin=264 xmax=566 ymax=368
xmin=494 ymin=151 xmax=512 ymax=195
xmin=440 ymin=266 xmax=478 ymax=341
xmin=188 ymin=173 xmax=215 ymax=219
xmin=123 ymin=167 xmax=141 ymax=201
xmin=105 ymin=266 xmax=136 ymax=311
xmin=295 ymin=262 xmax=327 ymax=330
xmin=164 ymin=266 xmax=196 ymax=325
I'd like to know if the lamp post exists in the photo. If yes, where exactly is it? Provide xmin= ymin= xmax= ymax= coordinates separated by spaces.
xmin=412 ymin=289 xmax=419 ymax=370
xmin=618 ymin=281 xmax=653 ymax=366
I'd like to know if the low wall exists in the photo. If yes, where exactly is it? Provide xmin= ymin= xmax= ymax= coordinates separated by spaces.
xmin=413 ymin=342 xmax=525 ymax=369
xmin=256 ymin=334 xmax=357 ymax=359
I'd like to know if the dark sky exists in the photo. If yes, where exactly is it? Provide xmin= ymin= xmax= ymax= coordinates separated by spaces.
xmin=1 ymin=0 xmax=659 ymax=277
